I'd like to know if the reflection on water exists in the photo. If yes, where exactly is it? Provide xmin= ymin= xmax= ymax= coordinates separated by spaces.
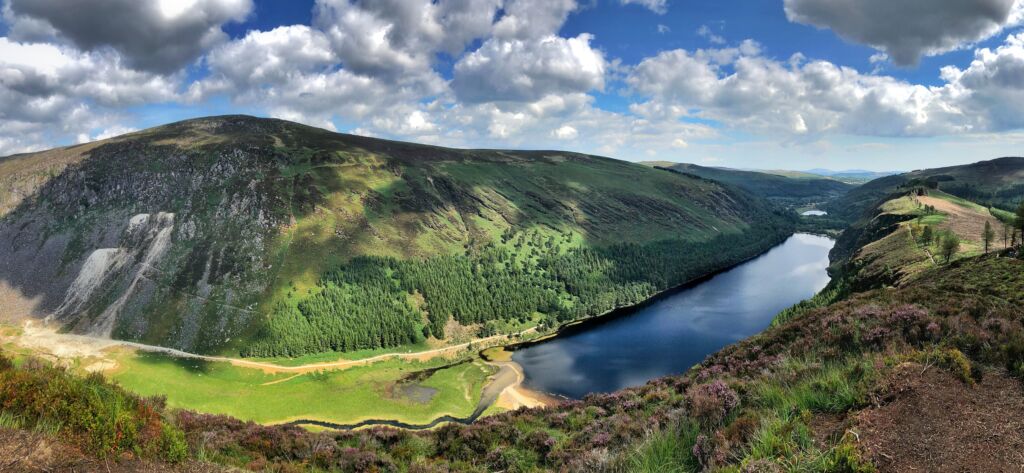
xmin=513 ymin=233 xmax=834 ymax=399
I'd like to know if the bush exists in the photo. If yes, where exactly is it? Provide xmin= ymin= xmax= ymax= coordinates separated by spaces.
xmin=1004 ymin=336 xmax=1024 ymax=380
xmin=687 ymin=381 xmax=740 ymax=426
xmin=161 ymin=424 xmax=189 ymax=462
xmin=0 ymin=355 xmax=187 ymax=459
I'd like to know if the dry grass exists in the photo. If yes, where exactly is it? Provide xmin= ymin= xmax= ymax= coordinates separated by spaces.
xmin=918 ymin=194 xmax=1001 ymax=251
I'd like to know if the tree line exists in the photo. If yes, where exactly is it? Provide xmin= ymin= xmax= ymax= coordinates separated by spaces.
xmin=244 ymin=221 xmax=792 ymax=357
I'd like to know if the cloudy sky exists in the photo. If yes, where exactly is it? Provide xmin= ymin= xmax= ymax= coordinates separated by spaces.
xmin=2 ymin=0 xmax=1024 ymax=171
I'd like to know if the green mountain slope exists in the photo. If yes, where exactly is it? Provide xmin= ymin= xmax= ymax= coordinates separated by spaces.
xmin=645 ymin=161 xmax=855 ymax=208
xmin=4 ymin=216 xmax=1023 ymax=472
xmin=825 ymin=156 xmax=1024 ymax=223
xmin=0 ymin=116 xmax=792 ymax=355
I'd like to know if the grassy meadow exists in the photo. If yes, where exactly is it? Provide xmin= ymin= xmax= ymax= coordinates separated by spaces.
xmin=107 ymin=350 xmax=495 ymax=426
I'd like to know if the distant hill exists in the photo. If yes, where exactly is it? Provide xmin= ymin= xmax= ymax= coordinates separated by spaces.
xmin=0 ymin=116 xmax=792 ymax=356
xmin=644 ymin=161 xmax=855 ymax=208
xmin=824 ymin=157 xmax=1024 ymax=223
xmin=803 ymin=168 xmax=900 ymax=184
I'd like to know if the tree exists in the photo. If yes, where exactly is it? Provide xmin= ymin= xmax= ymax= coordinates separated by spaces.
xmin=921 ymin=225 xmax=934 ymax=246
xmin=940 ymin=232 xmax=960 ymax=263
xmin=983 ymin=221 xmax=995 ymax=254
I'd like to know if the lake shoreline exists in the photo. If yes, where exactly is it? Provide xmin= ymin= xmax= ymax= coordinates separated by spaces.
xmin=511 ymin=233 xmax=835 ymax=399
xmin=504 ymin=231 xmax=796 ymax=353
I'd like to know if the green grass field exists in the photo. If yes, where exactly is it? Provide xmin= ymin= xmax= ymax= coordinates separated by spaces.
xmin=108 ymin=351 xmax=495 ymax=426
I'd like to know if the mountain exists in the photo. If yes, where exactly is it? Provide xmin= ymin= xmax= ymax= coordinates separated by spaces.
xmin=0 ymin=115 xmax=792 ymax=356
xmin=4 ymin=204 xmax=1023 ymax=472
xmin=824 ymin=157 xmax=1024 ymax=223
xmin=643 ymin=162 xmax=855 ymax=208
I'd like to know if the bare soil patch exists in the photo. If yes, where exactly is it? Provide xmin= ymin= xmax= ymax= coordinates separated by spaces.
xmin=855 ymin=363 xmax=1024 ymax=472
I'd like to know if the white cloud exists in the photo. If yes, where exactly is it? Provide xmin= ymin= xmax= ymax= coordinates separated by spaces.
xmin=452 ymin=33 xmax=606 ymax=103
xmin=4 ymin=0 xmax=252 ymax=72
xmin=938 ymin=33 xmax=1024 ymax=131
xmin=628 ymin=34 xmax=1024 ymax=139
xmin=784 ymin=0 xmax=1024 ymax=66
xmin=657 ymin=24 xmax=670 ymax=34
xmin=0 ymin=37 xmax=177 ymax=154
xmin=312 ymin=0 xmax=501 ymax=79
xmin=492 ymin=0 xmax=577 ymax=40
xmin=629 ymin=43 xmax=970 ymax=138
xmin=552 ymin=124 xmax=578 ymax=139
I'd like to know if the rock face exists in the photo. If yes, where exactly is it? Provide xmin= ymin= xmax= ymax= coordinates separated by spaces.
xmin=0 ymin=115 xmax=782 ymax=355
xmin=0 ymin=120 xmax=279 ymax=352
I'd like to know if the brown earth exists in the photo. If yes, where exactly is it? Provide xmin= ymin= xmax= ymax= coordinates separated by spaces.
xmin=855 ymin=363 xmax=1024 ymax=472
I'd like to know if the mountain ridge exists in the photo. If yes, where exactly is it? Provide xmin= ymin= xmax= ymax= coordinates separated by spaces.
xmin=0 ymin=115 xmax=792 ymax=356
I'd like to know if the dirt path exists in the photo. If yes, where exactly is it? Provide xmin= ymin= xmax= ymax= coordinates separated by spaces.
xmin=10 ymin=320 xmax=537 ymax=374
xmin=855 ymin=363 xmax=1024 ymax=472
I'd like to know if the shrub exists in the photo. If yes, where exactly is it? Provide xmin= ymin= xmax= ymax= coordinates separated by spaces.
xmin=1004 ymin=336 xmax=1024 ymax=380
xmin=161 ymin=424 xmax=189 ymax=462
xmin=822 ymin=442 xmax=876 ymax=473
xmin=688 ymin=381 xmax=740 ymax=426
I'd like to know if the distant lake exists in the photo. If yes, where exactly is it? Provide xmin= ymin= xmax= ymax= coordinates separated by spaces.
xmin=802 ymin=210 xmax=828 ymax=216
xmin=513 ymin=233 xmax=834 ymax=399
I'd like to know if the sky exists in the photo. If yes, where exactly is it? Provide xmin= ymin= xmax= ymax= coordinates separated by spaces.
xmin=1 ymin=0 xmax=1024 ymax=171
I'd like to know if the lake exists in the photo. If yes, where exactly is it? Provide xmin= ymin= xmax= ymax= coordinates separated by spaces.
xmin=512 ymin=233 xmax=834 ymax=399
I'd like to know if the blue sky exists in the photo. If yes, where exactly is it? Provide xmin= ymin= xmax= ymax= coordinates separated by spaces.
xmin=2 ymin=0 xmax=1023 ymax=171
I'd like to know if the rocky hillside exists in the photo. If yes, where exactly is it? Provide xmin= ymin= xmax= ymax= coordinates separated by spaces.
xmin=0 ymin=116 xmax=792 ymax=355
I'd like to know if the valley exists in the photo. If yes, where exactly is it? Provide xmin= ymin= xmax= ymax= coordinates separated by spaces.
xmin=1 ymin=117 xmax=1024 ymax=472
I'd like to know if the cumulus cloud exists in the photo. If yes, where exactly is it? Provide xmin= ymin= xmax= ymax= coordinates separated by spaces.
xmin=627 ymin=34 xmax=1024 ymax=139
xmin=4 ymin=0 xmax=252 ymax=73
xmin=784 ymin=0 xmax=1023 ymax=66
xmin=313 ymin=0 xmax=500 ymax=79
xmin=452 ymin=34 xmax=605 ymax=103
xmin=492 ymin=0 xmax=577 ymax=40
xmin=939 ymin=33 xmax=1024 ymax=131
xmin=628 ymin=42 xmax=966 ymax=137
xmin=0 ymin=37 xmax=177 ymax=154
xmin=190 ymin=25 xmax=437 ymax=131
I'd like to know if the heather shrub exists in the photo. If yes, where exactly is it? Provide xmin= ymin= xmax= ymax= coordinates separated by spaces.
xmin=688 ymin=381 xmax=740 ymax=426
xmin=0 ymin=356 xmax=187 ymax=459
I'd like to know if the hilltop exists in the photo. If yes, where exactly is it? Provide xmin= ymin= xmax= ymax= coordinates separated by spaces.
xmin=0 ymin=116 xmax=792 ymax=356
xmin=825 ymin=157 xmax=1024 ymax=223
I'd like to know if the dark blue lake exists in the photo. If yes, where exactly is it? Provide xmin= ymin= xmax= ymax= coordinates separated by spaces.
xmin=513 ymin=233 xmax=834 ymax=399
